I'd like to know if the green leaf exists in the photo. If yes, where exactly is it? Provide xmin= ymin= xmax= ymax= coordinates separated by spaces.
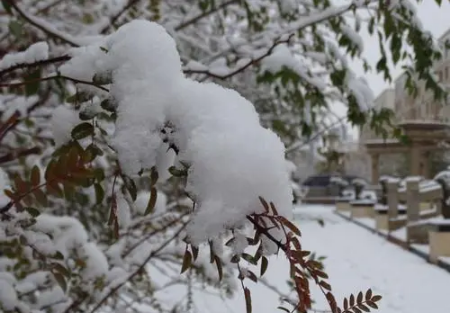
xmin=2 ymin=0 xmax=12 ymax=14
xmin=8 ymin=20 xmax=23 ymax=37
xmin=25 ymin=207 xmax=40 ymax=217
xmin=52 ymin=263 xmax=71 ymax=277
xmin=24 ymin=69 xmax=41 ymax=96
xmin=260 ymin=256 xmax=268 ymax=276
xmin=94 ymin=184 xmax=104 ymax=204
xmin=122 ymin=175 xmax=137 ymax=201
xmin=71 ymin=123 xmax=94 ymax=140
xmin=53 ymin=272 xmax=67 ymax=292
xmin=53 ymin=251 xmax=65 ymax=260
xmin=100 ymin=99 xmax=115 ymax=112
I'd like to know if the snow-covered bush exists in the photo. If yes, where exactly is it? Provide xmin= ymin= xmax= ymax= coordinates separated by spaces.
xmin=330 ymin=176 xmax=349 ymax=198
xmin=434 ymin=168 xmax=450 ymax=218
xmin=351 ymin=178 xmax=367 ymax=200
xmin=0 ymin=0 xmax=444 ymax=312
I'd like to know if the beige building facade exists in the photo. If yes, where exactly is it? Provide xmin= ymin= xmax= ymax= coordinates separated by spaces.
xmin=359 ymin=29 xmax=450 ymax=183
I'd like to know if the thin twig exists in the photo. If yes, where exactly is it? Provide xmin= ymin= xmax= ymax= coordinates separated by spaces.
xmin=88 ymin=222 xmax=188 ymax=313
xmin=6 ymin=0 xmax=79 ymax=46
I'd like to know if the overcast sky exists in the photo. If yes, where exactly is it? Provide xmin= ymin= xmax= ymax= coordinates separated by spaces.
xmin=345 ymin=1 xmax=450 ymax=139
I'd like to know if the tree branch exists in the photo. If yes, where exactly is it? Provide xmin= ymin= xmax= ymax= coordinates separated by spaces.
xmin=88 ymin=222 xmax=188 ymax=313
xmin=0 ymin=74 xmax=109 ymax=92
xmin=0 ymin=146 xmax=41 ymax=164
xmin=185 ymin=34 xmax=294 ymax=80
xmin=6 ymin=0 xmax=79 ymax=46
xmin=100 ymin=0 xmax=142 ymax=34
xmin=0 ymin=55 xmax=71 ymax=78
xmin=174 ymin=0 xmax=240 ymax=31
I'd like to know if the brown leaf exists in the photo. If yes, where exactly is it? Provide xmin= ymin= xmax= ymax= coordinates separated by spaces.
xmin=366 ymin=301 xmax=378 ymax=309
xmin=4 ymin=189 xmax=15 ymax=200
xmin=244 ymin=287 xmax=252 ymax=313
xmin=30 ymin=165 xmax=40 ymax=186
xmin=260 ymin=256 xmax=268 ymax=276
xmin=352 ymin=307 xmax=362 ymax=313
xmin=365 ymin=289 xmax=372 ymax=301
xmin=181 ymin=250 xmax=192 ymax=274
xmin=277 ymin=216 xmax=301 ymax=236
xmin=145 ymin=187 xmax=157 ymax=215
xmin=350 ymin=294 xmax=355 ymax=307
xmin=343 ymin=297 xmax=349 ymax=310
xmin=358 ymin=303 xmax=370 ymax=312
xmin=357 ymin=291 xmax=363 ymax=303
xmin=258 ymin=196 xmax=269 ymax=212
xmin=371 ymin=295 xmax=382 ymax=302
xmin=33 ymin=189 xmax=48 ymax=207
xmin=319 ymin=280 xmax=332 ymax=291
xmin=269 ymin=202 xmax=279 ymax=215
xmin=14 ymin=175 xmax=28 ymax=194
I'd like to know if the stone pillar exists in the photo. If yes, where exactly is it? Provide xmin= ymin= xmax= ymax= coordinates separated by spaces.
xmin=421 ymin=151 xmax=429 ymax=179
xmin=371 ymin=153 xmax=379 ymax=184
xmin=387 ymin=180 xmax=399 ymax=219
xmin=410 ymin=144 xmax=421 ymax=177
xmin=406 ymin=179 xmax=421 ymax=243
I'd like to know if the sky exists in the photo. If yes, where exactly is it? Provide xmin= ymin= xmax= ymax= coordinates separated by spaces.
xmin=346 ymin=0 xmax=450 ymax=139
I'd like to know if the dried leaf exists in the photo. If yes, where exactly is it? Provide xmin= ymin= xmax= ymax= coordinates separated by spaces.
xmin=352 ymin=307 xmax=362 ymax=313
xmin=371 ymin=295 xmax=382 ymax=302
xmin=350 ymin=294 xmax=355 ymax=307
xmin=344 ymin=297 xmax=349 ymax=310
xmin=181 ymin=250 xmax=192 ymax=274
xmin=30 ymin=165 xmax=40 ymax=186
xmin=269 ymin=202 xmax=279 ymax=215
xmin=365 ymin=289 xmax=372 ymax=300
xmin=366 ymin=301 xmax=378 ymax=309
xmin=357 ymin=291 xmax=363 ymax=303
xmin=260 ymin=256 xmax=268 ymax=276
xmin=244 ymin=287 xmax=252 ymax=313
xmin=319 ymin=280 xmax=332 ymax=291
xmin=358 ymin=303 xmax=370 ymax=312
xmin=277 ymin=216 xmax=301 ymax=236
xmin=258 ymin=196 xmax=269 ymax=212
xmin=145 ymin=187 xmax=157 ymax=215
xmin=33 ymin=189 xmax=47 ymax=207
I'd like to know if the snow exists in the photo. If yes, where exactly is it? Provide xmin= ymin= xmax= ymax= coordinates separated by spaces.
xmin=61 ymin=20 xmax=293 ymax=253
xmin=174 ymin=205 xmax=450 ymax=313
xmin=0 ymin=42 xmax=48 ymax=70
xmin=50 ymin=105 xmax=81 ymax=147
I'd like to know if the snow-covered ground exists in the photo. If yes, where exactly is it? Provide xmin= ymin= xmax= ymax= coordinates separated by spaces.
xmin=178 ymin=205 xmax=450 ymax=313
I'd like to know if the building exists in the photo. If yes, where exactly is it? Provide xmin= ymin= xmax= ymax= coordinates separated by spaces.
xmin=359 ymin=29 xmax=450 ymax=183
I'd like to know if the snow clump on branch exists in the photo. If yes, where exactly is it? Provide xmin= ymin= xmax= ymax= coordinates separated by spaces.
xmin=59 ymin=20 xmax=294 ymax=255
